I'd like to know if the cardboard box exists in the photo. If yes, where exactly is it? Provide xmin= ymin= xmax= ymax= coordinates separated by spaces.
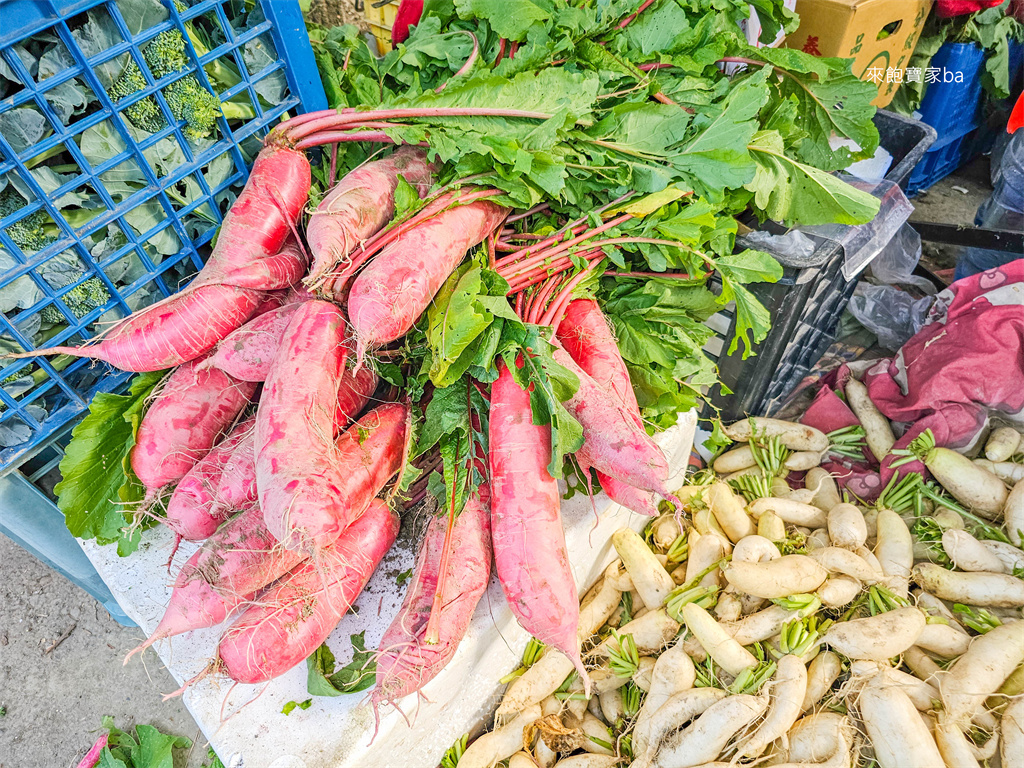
xmin=786 ymin=0 xmax=934 ymax=107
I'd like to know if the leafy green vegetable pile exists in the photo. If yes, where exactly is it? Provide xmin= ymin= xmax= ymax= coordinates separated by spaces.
xmin=0 ymin=0 xmax=289 ymax=450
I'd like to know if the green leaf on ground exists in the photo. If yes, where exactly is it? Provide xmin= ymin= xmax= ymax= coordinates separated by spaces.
xmin=306 ymin=633 xmax=377 ymax=696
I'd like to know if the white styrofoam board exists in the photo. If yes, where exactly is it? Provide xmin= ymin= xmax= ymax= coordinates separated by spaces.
xmin=81 ymin=411 xmax=696 ymax=768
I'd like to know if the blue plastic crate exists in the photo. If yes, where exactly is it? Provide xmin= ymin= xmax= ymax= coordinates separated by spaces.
xmin=905 ymin=125 xmax=974 ymax=192
xmin=0 ymin=0 xmax=326 ymax=471
xmin=917 ymin=42 xmax=987 ymax=145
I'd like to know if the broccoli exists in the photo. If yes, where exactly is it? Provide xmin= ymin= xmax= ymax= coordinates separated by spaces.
xmin=109 ymin=58 xmax=164 ymax=134
xmin=109 ymin=7 xmax=254 ymax=141
xmin=0 ymin=188 xmax=58 ymax=255
xmin=40 ymin=277 xmax=111 ymax=324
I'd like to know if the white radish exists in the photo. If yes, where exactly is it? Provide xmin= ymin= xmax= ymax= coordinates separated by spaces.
xmin=757 ymin=511 xmax=786 ymax=541
xmin=535 ymin=739 xmax=557 ymax=768
xmin=806 ymin=467 xmax=842 ymax=511
xmin=593 ymin=609 xmax=680 ymax=658
xmin=650 ymin=693 xmax=768 ymax=768
xmin=1001 ymin=696 xmax=1024 ymax=768
xmin=632 ymin=688 xmax=727 ymax=766
xmin=634 ymin=656 xmax=657 ymax=692
xmin=802 ymin=651 xmax=843 ymax=711
xmin=1006 ymin=479 xmax=1024 ymax=547
xmin=724 ymin=605 xmax=800 ymax=645
xmin=681 ymin=603 xmax=757 ymax=676
xmin=632 ymin=640 xmax=695 ymax=754
xmin=942 ymin=528 xmax=1007 ymax=572
xmin=923 ymin=446 xmax=1007 ymax=519
xmin=903 ymin=645 xmax=944 ymax=685
xmin=914 ymin=621 xmax=972 ymax=658
xmin=713 ymin=590 xmax=742 ymax=622
xmin=859 ymin=685 xmax=944 ymax=768
xmin=736 ymin=654 xmax=807 ymax=758
xmin=748 ymin=497 xmax=827 ymax=528
xmin=597 ymin=688 xmax=623 ymax=731
xmin=785 ymin=451 xmax=823 ymax=471
xmin=589 ymin=665 xmax=629 ymax=696
xmin=934 ymin=712 xmax=982 ymax=768
xmin=731 ymin=535 xmax=780 ymax=563
xmin=913 ymin=563 xmax=1024 ymax=607
xmin=724 ymin=555 xmax=828 ymax=599
xmin=706 ymin=482 xmax=755 ymax=543
xmin=509 ymin=753 xmax=538 ymax=768
xmin=712 ymin=445 xmax=756 ymax=473
xmin=874 ymin=509 xmax=913 ymax=599
xmin=854 ymin=660 xmax=941 ymax=711
xmin=613 ymin=528 xmax=675 ymax=609
xmin=983 ymin=539 xmax=1024 ymax=573
xmin=827 ymin=503 xmax=867 ymax=549
xmin=787 ymin=712 xmax=855 ymax=765
xmin=976 ymin=458 xmax=1024 ymax=485
xmin=940 ymin=620 xmax=1024 ymax=726
xmin=810 ymin=546 xmax=883 ymax=584
xmin=651 ymin=515 xmax=684 ymax=552
xmin=817 ymin=574 xmax=862 ymax=607
xmin=692 ymin=507 xmax=730 ymax=544
xmin=845 ymin=378 xmax=895 ymax=461
xmin=806 ymin=527 xmax=831 ymax=550
xmin=986 ymin=427 xmax=1022 ymax=462
xmin=822 ymin=607 xmax=925 ymax=661
xmin=684 ymin=533 xmax=725 ymax=588
xmin=459 ymin=704 xmax=542 ymax=768
xmin=771 ymin=475 xmax=794 ymax=497
xmin=723 ymin=417 xmax=828 ymax=452
xmin=553 ymin=756 xmax=620 ymax=768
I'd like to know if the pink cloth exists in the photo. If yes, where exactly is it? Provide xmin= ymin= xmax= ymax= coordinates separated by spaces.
xmin=800 ymin=260 xmax=1024 ymax=500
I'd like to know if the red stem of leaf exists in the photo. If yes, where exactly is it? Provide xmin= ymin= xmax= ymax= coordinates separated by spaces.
xmin=617 ymin=0 xmax=657 ymax=29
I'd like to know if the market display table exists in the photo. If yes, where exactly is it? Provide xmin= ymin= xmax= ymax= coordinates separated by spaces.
xmin=80 ymin=413 xmax=697 ymax=768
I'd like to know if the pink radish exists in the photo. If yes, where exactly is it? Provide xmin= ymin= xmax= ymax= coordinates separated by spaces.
xmin=165 ymin=414 xmax=255 ymax=542
xmin=553 ymin=344 xmax=675 ymax=501
xmin=306 ymin=147 xmax=434 ymax=289
xmin=347 ymin=199 xmax=508 ymax=361
xmin=216 ymin=498 xmax=399 ymax=684
xmin=374 ymin=480 xmax=492 ymax=705
xmin=20 ymin=146 xmax=311 ymax=371
xmin=489 ymin=356 xmax=588 ymax=688
xmin=131 ymin=359 xmax=255 ymax=497
xmin=125 ymin=500 xmax=307 ymax=661
xmin=556 ymin=299 xmax=659 ymax=515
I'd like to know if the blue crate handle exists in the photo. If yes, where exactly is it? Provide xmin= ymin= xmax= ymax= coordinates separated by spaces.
xmin=0 ymin=0 xmax=327 ymax=470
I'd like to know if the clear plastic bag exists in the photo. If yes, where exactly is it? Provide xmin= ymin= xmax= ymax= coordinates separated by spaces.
xmin=869 ymin=222 xmax=923 ymax=285
xmin=848 ymin=282 xmax=934 ymax=351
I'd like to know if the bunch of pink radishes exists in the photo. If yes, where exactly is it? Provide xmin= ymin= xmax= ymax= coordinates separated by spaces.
xmin=29 ymin=117 xmax=680 ymax=702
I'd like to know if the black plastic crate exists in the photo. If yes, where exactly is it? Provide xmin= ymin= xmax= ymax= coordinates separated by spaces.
xmin=705 ymin=110 xmax=936 ymax=422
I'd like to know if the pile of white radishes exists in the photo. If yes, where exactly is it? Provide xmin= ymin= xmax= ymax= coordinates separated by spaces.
xmin=448 ymin=414 xmax=1024 ymax=768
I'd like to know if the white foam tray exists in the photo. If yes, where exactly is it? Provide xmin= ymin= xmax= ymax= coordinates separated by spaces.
xmin=81 ymin=411 xmax=696 ymax=768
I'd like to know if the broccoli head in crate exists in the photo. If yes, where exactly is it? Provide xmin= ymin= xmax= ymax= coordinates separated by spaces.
xmin=0 ymin=188 xmax=58 ymax=254
xmin=39 ymin=277 xmax=111 ymax=324
xmin=111 ymin=5 xmax=254 ymax=141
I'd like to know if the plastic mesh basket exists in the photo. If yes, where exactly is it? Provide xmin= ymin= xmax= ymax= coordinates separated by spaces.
xmin=0 ymin=0 xmax=326 ymax=470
